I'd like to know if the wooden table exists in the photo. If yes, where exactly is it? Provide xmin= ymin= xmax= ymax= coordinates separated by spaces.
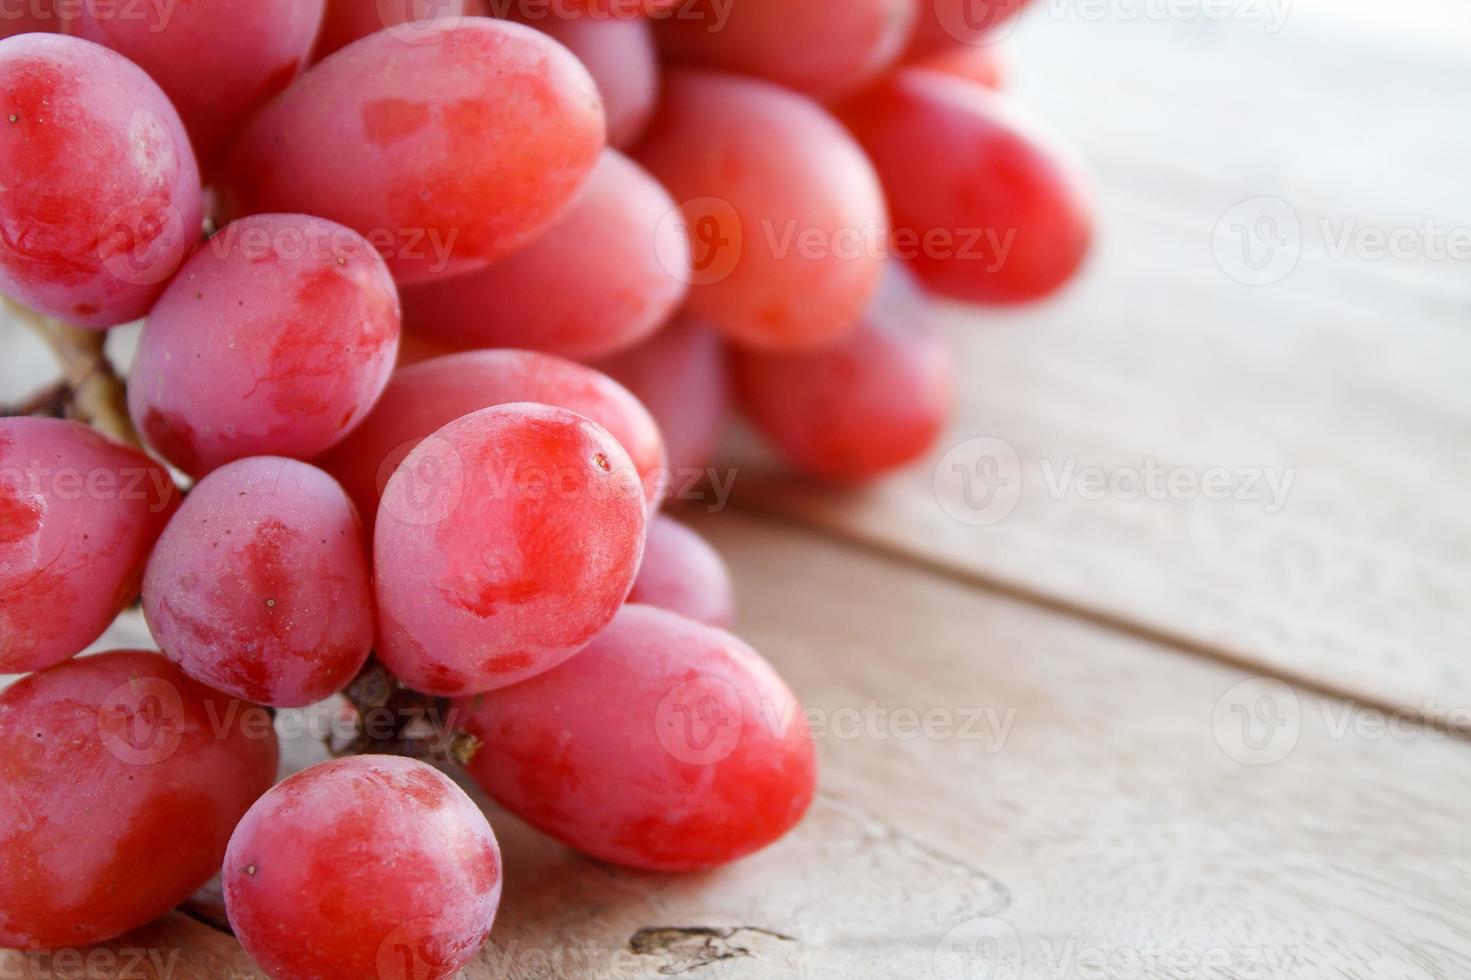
xmin=4 ymin=1 xmax=1470 ymax=976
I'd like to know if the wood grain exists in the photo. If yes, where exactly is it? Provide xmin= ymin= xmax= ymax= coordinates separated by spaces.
xmin=6 ymin=513 xmax=1471 ymax=977
xmin=730 ymin=0 xmax=1471 ymax=723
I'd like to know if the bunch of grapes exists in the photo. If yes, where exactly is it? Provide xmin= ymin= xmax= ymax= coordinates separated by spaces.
xmin=0 ymin=0 xmax=1090 ymax=975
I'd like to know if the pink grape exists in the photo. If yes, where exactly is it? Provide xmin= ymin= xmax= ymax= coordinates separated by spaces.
xmin=657 ymin=0 xmax=915 ymax=100
xmin=127 ymin=213 xmax=401 ymax=478
xmin=627 ymin=515 xmax=735 ymax=628
xmin=224 ymin=755 xmax=501 ymax=980
xmin=318 ymin=349 xmax=668 ymax=521
xmin=839 ymin=69 xmax=1093 ymax=303
xmin=374 ymin=403 xmax=647 ymax=696
xmin=0 ymin=418 xmax=179 ymax=674
xmin=531 ymin=12 xmax=658 ymax=148
xmin=0 ymin=651 xmax=279 ymax=949
xmin=0 ymin=33 xmax=202 ymax=328
xmin=732 ymin=264 xmax=953 ymax=481
xmin=455 ymin=604 xmax=816 ymax=871
xmin=220 ymin=19 xmax=605 ymax=284
xmin=911 ymin=41 xmax=1007 ymax=89
xmin=142 ymin=457 xmax=374 ymax=708
xmin=636 ymin=69 xmax=888 ymax=350
xmin=593 ymin=314 xmax=730 ymax=477
xmin=314 ymin=0 xmax=469 ymax=60
xmin=62 ymin=0 xmax=325 ymax=168
xmin=401 ymin=150 xmax=689 ymax=360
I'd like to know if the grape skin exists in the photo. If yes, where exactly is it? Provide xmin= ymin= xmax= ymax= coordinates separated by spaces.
xmin=636 ymin=69 xmax=888 ymax=350
xmin=401 ymin=150 xmax=689 ymax=361
xmin=224 ymin=756 xmax=502 ymax=980
xmin=318 ymin=349 xmax=668 ymax=523
xmin=0 ymin=34 xmax=202 ymax=328
xmin=0 ymin=651 xmax=279 ymax=949
xmin=314 ymin=0 xmax=469 ymax=60
xmin=127 ymin=213 xmax=401 ymax=478
xmin=731 ymin=264 xmax=954 ymax=481
xmin=531 ymin=12 xmax=659 ymax=148
xmin=219 ymin=19 xmax=606 ymax=284
xmin=657 ymin=0 xmax=915 ymax=100
xmin=912 ymin=42 xmax=1007 ymax=90
xmin=455 ymin=604 xmax=817 ymax=871
xmin=142 ymin=457 xmax=374 ymax=709
xmin=374 ymin=403 xmax=648 ymax=696
xmin=627 ymin=515 xmax=736 ymax=628
xmin=839 ymin=69 xmax=1093 ymax=304
xmin=62 ymin=0 xmax=325 ymax=169
xmin=592 ymin=314 xmax=730 ymax=478
xmin=0 ymin=418 xmax=179 ymax=674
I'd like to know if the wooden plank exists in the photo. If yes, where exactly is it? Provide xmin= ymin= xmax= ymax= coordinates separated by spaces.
xmin=7 ymin=511 xmax=1471 ymax=976
xmin=730 ymin=0 xmax=1471 ymax=722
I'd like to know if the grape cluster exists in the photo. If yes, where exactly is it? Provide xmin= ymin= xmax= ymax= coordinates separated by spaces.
xmin=0 ymin=0 xmax=1090 ymax=974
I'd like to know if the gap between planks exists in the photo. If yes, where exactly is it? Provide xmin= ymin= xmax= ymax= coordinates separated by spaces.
xmin=724 ymin=495 xmax=1471 ymax=743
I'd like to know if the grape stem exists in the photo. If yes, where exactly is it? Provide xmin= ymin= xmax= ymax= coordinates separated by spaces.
xmin=3 ymin=297 xmax=141 ymax=447
xmin=339 ymin=656 xmax=481 ymax=768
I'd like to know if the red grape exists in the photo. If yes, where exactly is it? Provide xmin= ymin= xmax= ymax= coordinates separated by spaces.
xmin=912 ymin=41 xmax=1007 ymax=89
xmin=733 ymin=264 xmax=952 ymax=481
xmin=455 ymin=604 xmax=816 ymax=870
xmin=317 ymin=349 xmax=668 ymax=521
xmin=657 ymin=0 xmax=915 ymax=100
xmin=532 ymin=12 xmax=658 ymax=148
xmin=906 ymin=0 xmax=1031 ymax=57
xmin=224 ymin=755 xmax=501 ymax=980
xmin=219 ymin=19 xmax=605 ymax=284
xmin=0 ymin=33 xmax=202 ymax=328
xmin=401 ymin=150 xmax=688 ymax=361
xmin=314 ymin=0 xmax=469 ymax=60
xmin=374 ymin=403 xmax=647 ymax=696
xmin=62 ymin=0 xmax=324 ymax=169
xmin=593 ymin=314 xmax=729 ymax=478
xmin=839 ymin=68 xmax=1093 ymax=303
xmin=627 ymin=515 xmax=734 ymax=628
xmin=0 ymin=651 xmax=278 ymax=949
xmin=636 ymin=69 xmax=888 ymax=350
xmin=0 ymin=418 xmax=178 ymax=674
xmin=0 ymin=5 xmax=54 ymax=38
xmin=142 ymin=457 xmax=374 ymax=708
xmin=127 ymin=213 xmax=401 ymax=478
